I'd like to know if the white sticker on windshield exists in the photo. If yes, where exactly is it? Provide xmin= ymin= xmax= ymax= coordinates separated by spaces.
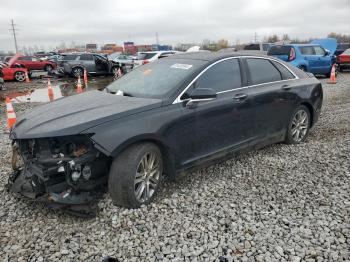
xmin=171 ymin=63 xmax=193 ymax=70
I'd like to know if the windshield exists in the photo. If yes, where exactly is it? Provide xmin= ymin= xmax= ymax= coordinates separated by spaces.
xmin=107 ymin=58 xmax=206 ymax=99
xmin=138 ymin=52 xmax=157 ymax=60
xmin=343 ymin=48 xmax=350 ymax=55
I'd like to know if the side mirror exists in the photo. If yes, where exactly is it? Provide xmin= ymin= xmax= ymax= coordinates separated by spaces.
xmin=186 ymin=88 xmax=217 ymax=109
xmin=189 ymin=88 xmax=217 ymax=100
xmin=324 ymin=49 xmax=330 ymax=56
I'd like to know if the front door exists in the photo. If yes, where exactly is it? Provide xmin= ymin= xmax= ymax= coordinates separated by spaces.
xmin=178 ymin=58 xmax=256 ymax=164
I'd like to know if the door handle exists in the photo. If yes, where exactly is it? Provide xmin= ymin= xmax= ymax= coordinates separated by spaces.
xmin=281 ymin=84 xmax=291 ymax=90
xmin=234 ymin=93 xmax=248 ymax=101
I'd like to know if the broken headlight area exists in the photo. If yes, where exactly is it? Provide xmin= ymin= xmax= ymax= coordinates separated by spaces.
xmin=8 ymin=135 xmax=110 ymax=217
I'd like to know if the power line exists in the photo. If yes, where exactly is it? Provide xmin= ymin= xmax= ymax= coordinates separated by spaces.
xmin=9 ymin=19 xmax=19 ymax=53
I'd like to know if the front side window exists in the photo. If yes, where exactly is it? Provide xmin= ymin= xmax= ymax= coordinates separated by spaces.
xmin=79 ymin=54 xmax=94 ymax=61
xmin=18 ymin=56 xmax=30 ymax=61
xmin=246 ymin=58 xmax=282 ymax=85
xmin=194 ymin=59 xmax=241 ymax=93
xmin=299 ymin=46 xmax=316 ymax=55
xmin=314 ymin=46 xmax=326 ymax=56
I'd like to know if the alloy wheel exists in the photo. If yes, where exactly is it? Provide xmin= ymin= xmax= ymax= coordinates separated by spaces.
xmin=72 ymin=68 xmax=83 ymax=77
xmin=45 ymin=65 xmax=53 ymax=72
xmin=134 ymin=151 xmax=161 ymax=203
xmin=291 ymin=109 xmax=309 ymax=142
xmin=15 ymin=72 xmax=25 ymax=82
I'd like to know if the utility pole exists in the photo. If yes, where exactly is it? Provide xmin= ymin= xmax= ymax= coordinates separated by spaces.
xmin=155 ymin=32 xmax=159 ymax=45
xmin=254 ymin=32 xmax=258 ymax=43
xmin=9 ymin=19 xmax=19 ymax=53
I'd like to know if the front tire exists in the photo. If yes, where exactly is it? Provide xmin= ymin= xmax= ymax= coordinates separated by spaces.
xmin=71 ymin=67 xmax=83 ymax=77
xmin=108 ymin=143 xmax=163 ymax=208
xmin=44 ymin=64 xmax=53 ymax=72
xmin=14 ymin=71 xmax=26 ymax=82
xmin=285 ymin=105 xmax=311 ymax=144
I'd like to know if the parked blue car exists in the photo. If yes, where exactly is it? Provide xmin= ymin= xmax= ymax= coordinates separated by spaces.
xmin=268 ymin=44 xmax=334 ymax=77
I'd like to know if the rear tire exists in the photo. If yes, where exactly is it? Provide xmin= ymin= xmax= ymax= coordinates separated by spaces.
xmin=108 ymin=143 xmax=163 ymax=208
xmin=285 ymin=105 xmax=311 ymax=144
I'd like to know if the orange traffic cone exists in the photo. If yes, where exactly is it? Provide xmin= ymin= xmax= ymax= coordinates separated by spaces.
xmin=25 ymin=71 xmax=30 ymax=83
xmin=83 ymin=68 xmax=88 ymax=87
xmin=327 ymin=64 xmax=337 ymax=84
xmin=77 ymin=75 xmax=83 ymax=93
xmin=47 ymin=78 xmax=54 ymax=102
xmin=6 ymin=97 xmax=16 ymax=129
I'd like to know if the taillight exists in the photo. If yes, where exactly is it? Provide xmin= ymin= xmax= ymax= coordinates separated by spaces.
xmin=289 ymin=48 xmax=296 ymax=61
xmin=142 ymin=60 xmax=149 ymax=65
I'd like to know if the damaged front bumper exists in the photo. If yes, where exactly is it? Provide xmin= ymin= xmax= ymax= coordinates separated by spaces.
xmin=7 ymin=135 xmax=110 ymax=216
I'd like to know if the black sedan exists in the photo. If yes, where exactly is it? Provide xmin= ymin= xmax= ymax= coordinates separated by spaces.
xmin=8 ymin=52 xmax=323 ymax=213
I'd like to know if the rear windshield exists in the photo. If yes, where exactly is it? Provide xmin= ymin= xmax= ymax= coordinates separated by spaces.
xmin=138 ymin=52 xmax=157 ymax=60
xmin=244 ymin=44 xmax=260 ymax=50
xmin=267 ymin=46 xmax=291 ymax=56
xmin=107 ymin=58 xmax=206 ymax=99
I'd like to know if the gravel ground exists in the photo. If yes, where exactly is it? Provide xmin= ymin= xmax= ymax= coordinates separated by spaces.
xmin=0 ymin=74 xmax=349 ymax=262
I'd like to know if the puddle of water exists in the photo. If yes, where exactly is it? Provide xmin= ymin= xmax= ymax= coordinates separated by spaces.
xmin=9 ymin=76 xmax=114 ymax=103
xmin=12 ymin=85 xmax=63 ymax=103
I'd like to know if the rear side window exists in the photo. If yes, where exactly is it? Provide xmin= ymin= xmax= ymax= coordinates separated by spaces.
xmin=195 ymin=59 xmax=241 ymax=93
xmin=299 ymin=46 xmax=315 ymax=55
xmin=79 ymin=54 xmax=94 ymax=61
xmin=271 ymin=61 xmax=295 ymax=80
xmin=246 ymin=58 xmax=282 ymax=85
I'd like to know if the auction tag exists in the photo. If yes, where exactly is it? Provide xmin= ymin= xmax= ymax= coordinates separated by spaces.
xmin=171 ymin=64 xmax=193 ymax=70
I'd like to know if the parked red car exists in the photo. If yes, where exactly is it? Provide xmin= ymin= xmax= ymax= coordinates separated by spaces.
xmin=337 ymin=48 xmax=350 ymax=72
xmin=0 ymin=54 xmax=29 ymax=82
xmin=14 ymin=55 xmax=56 ymax=72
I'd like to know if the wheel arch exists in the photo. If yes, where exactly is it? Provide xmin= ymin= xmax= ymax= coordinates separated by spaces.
xmin=300 ymin=102 xmax=314 ymax=127
xmin=109 ymin=135 xmax=176 ymax=179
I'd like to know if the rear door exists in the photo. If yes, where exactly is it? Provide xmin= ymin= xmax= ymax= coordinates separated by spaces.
xmin=244 ymin=57 xmax=298 ymax=139
xmin=178 ymin=58 xmax=256 ymax=163
xmin=79 ymin=54 xmax=95 ymax=72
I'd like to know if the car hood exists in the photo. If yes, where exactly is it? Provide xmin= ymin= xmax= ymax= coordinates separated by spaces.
xmin=10 ymin=90 xmax=162 ymax=139
xmin=311 ymin=38 xmax=337 ymax=55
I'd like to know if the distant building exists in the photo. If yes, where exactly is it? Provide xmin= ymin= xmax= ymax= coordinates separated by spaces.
xmin=151 ymin=44 xmax=172 ymax=51
xmin=136 ymin=45 xmax=152 ymax=52
xmin=86 ymin=43 xmax=97 ymax=52
xmin=124 ymin=42 xmax=137 ymax=54
xmin=101 ymin=44 xmax=124 ymax=54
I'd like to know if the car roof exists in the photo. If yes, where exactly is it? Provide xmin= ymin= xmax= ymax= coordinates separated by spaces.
xmin=167 ymin=51 xmax=272 ymax=62
xmin=274 ymin=44 xmax=321 ymax=47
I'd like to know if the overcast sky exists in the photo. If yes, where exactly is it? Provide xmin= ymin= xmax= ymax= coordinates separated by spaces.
xmin=0 ymin=0 xmax=349 ymax=51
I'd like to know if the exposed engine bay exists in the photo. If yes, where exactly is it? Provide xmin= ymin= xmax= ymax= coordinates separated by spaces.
xmin=7 ymin=135 xmax=110 ymax=217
